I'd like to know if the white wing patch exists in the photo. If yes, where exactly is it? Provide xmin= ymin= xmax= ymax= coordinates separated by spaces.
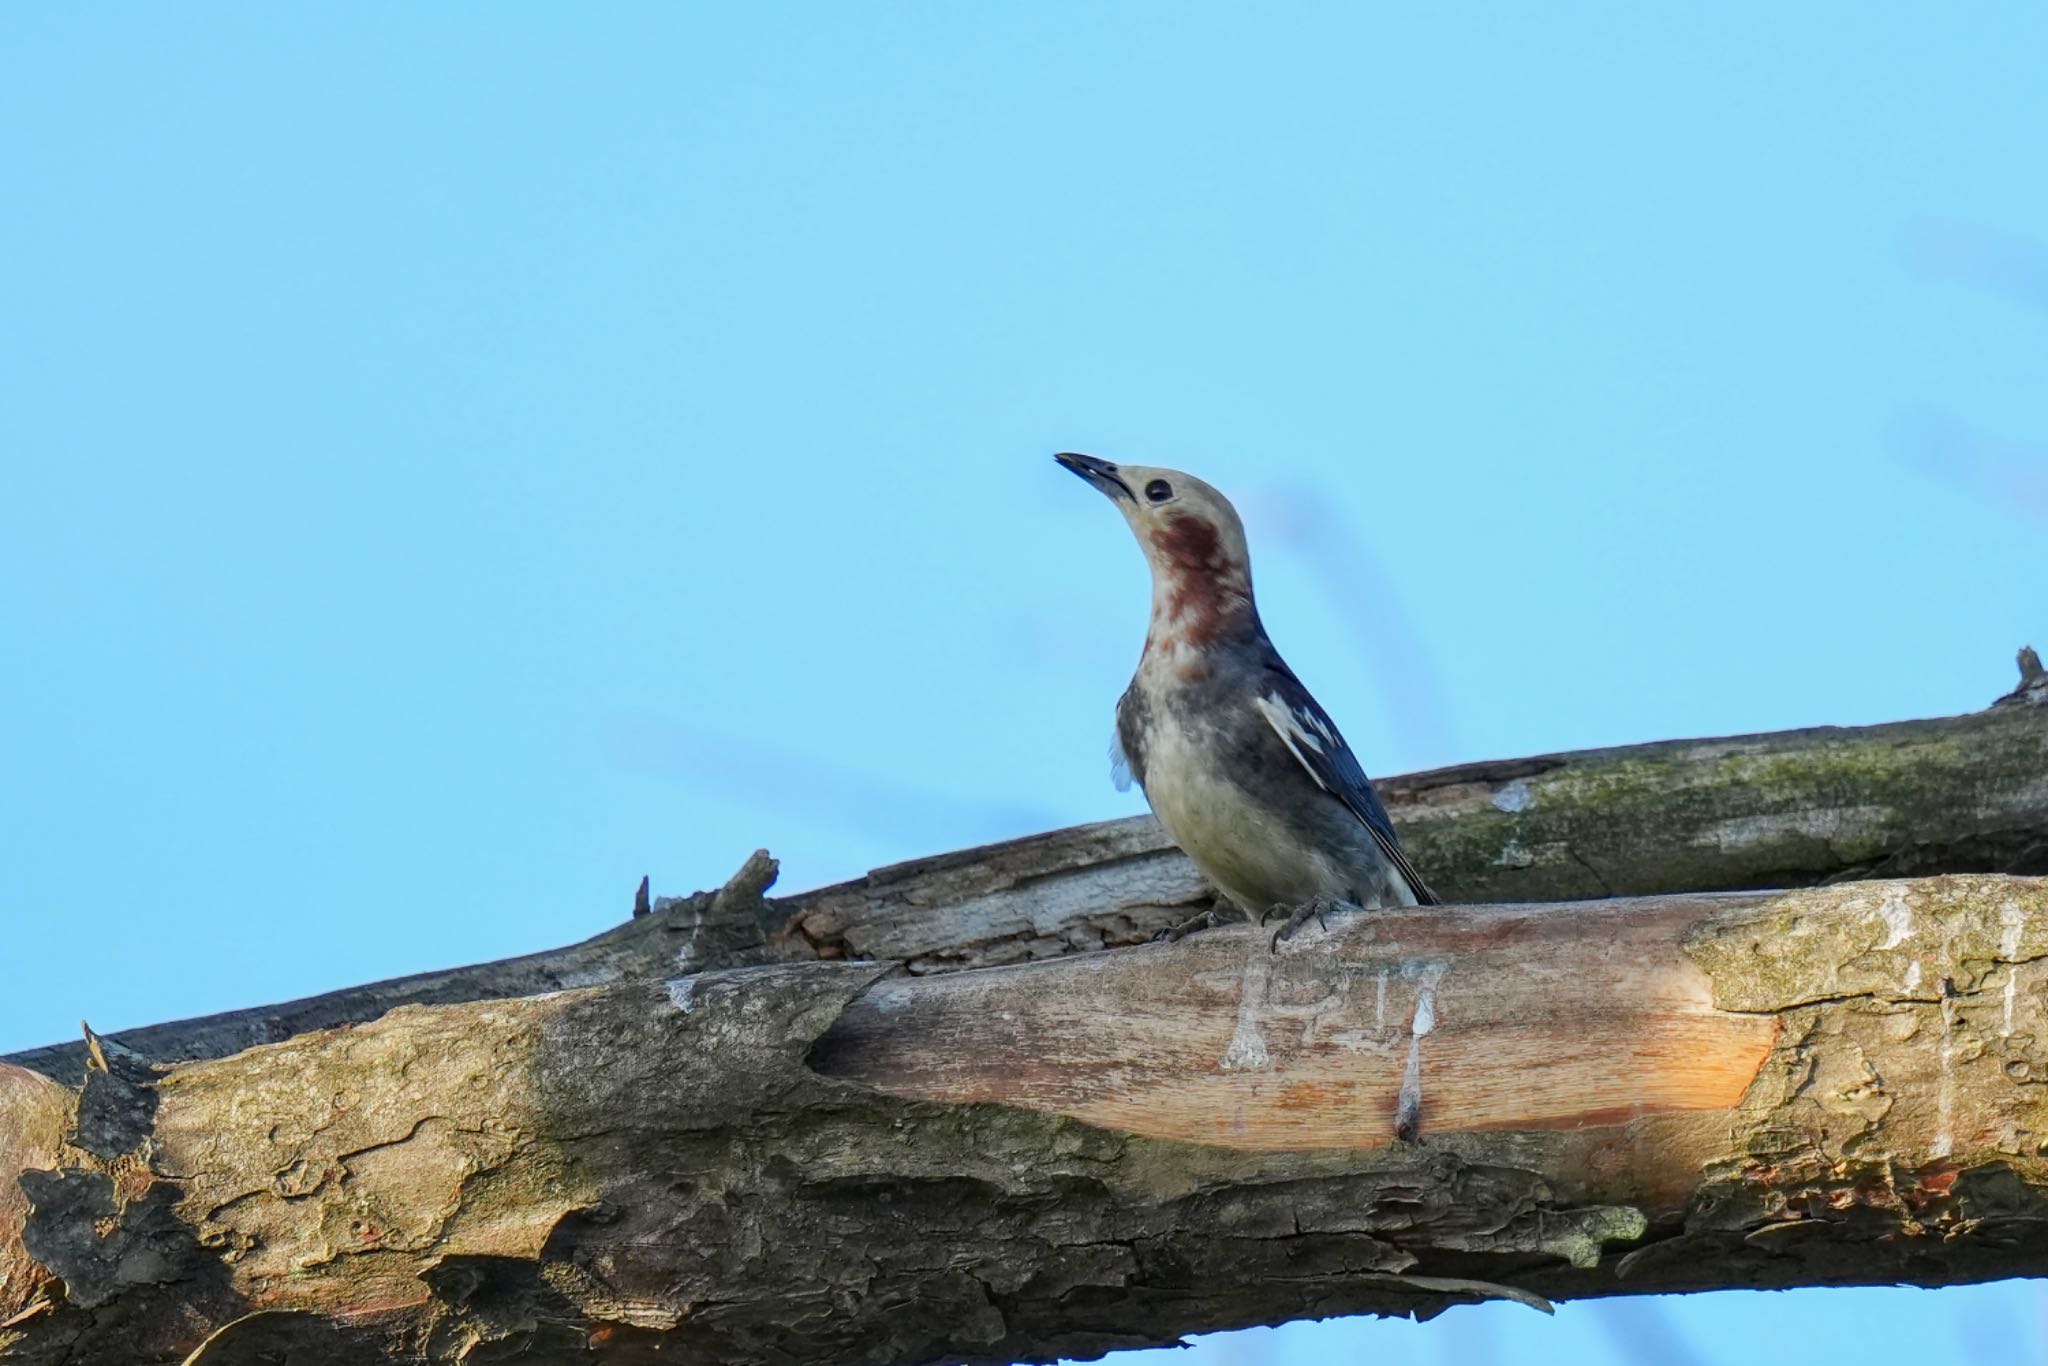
xmin=1109 ymin=731 xmax=1134 ymax=792
xmin=1254 ymin=694 xmax=1330 ymax=792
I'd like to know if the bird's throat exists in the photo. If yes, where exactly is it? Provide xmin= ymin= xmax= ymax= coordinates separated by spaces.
xmin=1145 ymin=568 xmax=1254 ymax=660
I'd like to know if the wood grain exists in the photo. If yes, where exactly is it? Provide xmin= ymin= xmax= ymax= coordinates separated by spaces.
xmin=814 ymin=897 xmax=1782 ymax=1149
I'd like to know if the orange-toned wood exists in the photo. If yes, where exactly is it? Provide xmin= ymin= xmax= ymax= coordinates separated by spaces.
xmin=816 ymin=897 xmax=1780 ymax=1150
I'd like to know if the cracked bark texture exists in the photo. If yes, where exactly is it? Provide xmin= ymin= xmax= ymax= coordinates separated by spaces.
xmin=5 ymin=877 xmax=2048 ymax=1364
xmin=2 ymin=675 xmax=2046 ymax=1363
xmin=10 ymin=693 xmax=2046 ymax=1086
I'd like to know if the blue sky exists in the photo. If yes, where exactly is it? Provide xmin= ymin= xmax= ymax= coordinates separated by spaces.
xmin=3 ymin=6 xmax=2045 ymax=1363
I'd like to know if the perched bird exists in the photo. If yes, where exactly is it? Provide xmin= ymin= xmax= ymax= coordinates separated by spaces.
xmin=1055 ymin=452 xmax=1439 ymax=947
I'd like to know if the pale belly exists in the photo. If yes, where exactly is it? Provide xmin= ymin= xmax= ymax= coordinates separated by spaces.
xmin=1139 ymin=722 xmax=1338 ymax=914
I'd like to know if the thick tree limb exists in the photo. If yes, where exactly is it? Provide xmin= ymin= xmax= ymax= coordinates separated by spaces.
xmin=5 ymin=876 xmax=2048 ymax=1364
xmin=4 ymin=666 xmax=2047 ymax=1361
xmin=9 ymin=687 xmax=2046 ymax=1086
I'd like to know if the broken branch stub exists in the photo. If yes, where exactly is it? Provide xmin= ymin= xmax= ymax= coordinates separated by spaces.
xmin=1998 ymin=645 xmax=2048 ymax=708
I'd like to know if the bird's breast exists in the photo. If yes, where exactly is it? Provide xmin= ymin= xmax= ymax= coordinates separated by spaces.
xmin=1132 ymin=695 xmax=1339 ymax=913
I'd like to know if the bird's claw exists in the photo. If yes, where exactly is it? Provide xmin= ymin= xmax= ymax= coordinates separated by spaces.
xmin=1268 ymin=898 xmax=1342 ymax=953
xmin=1156 ymin=908 xmax=1228 ymax=943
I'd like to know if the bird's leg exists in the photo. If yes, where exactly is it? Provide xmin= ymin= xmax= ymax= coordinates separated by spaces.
xmin=1156 ymin=906 xmax=1230 ymax=942
xmin=1268 ymin=897 xmax=1354 ymax=952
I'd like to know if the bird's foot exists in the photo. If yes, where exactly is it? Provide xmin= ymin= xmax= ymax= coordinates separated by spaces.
xmin=1265 ymin=897 xmax=1355 ymax=952
xmin=1156 ymin=908 xmax=1230 ymax=943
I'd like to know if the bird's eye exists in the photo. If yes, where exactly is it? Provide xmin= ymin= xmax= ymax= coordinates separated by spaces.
xmin=1145 ymin=479 xmax=1173 ymax=503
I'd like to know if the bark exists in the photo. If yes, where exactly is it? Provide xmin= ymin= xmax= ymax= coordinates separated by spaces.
xmin=2 ymin=667 xmax=2045 ymax=1363
xmin=10 ymin=685 xmax=2046 ymax=1087
xmin=5 ymin=876 xmax=2048 ymax=1365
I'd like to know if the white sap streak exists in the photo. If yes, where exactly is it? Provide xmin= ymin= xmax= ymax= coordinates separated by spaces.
xmin=1375 ymin=971 xmax=1388 ymax=1028
xmin=1395 ymin=964 xmax=1447 ymax=1140
xmin=1932 ymin=922 xmax=1961 ymax=1160
xmin=665 ymin=976 xmax=698 ymax=1014
xmin=1876 ymin=887 xmax=1914 ymax=950
xmin=1932 ymin=989 xmax=1958 ymax=1160
xmin=1220 ymin=948 xmax=1274 ymax=1072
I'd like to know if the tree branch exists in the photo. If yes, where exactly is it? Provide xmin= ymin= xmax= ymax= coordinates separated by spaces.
xmin=5 ymin=667 xmax=2048 ymax=1362
xmin=4 ymin=876 xmax=2046 ymax=1364
xmin=9 ymin=688 xmax=2045 ymax=1086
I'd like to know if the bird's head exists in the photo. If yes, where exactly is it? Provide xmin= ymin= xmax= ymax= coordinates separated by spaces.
xmin=1055 ymin=452 xmax=1258 ymax=653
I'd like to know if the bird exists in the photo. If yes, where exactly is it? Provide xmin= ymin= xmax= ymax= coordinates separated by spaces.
xmin=1054 ymin=452 xmax=1439 ymax=948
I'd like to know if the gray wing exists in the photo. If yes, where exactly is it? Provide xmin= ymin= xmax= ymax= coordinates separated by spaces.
xmin=1252 ymin=667 xmax=1441 ymax=906
xmin=1108 ymin=731 xmax=1134 ymax=792
xmin=1112 ymin=687 xmax=1149 ymax=793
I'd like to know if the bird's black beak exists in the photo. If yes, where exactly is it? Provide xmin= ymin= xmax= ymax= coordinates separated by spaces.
xmin=1054 ymin=451 xmax=1134 ymax=502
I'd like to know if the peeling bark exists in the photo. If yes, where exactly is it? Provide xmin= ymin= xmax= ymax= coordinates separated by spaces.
xmin=6 ymin=877 xmax=2048 ymax=1364
xmin=10 ymin=695 xmax=2046 ymax=1086
xmin=6 ymin=673 xmax=2048 ymax=1362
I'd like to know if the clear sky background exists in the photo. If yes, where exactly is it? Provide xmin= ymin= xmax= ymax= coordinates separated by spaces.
xmin=4 ymin=6 xmax=2046 ymax=1363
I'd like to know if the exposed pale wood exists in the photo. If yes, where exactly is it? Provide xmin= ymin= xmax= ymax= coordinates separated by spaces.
xmin=814 ymin=894 xmax=1782 ymax=1150
xmin=6 ymin=876 xmax=2048 ymax=1365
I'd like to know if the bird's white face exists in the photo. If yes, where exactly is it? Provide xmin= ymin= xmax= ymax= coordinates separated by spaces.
xmin=1055 ymin=453 xmax=1255 ymax=650
xmin=1054 ymin=454 xmax=1249 ymax=566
